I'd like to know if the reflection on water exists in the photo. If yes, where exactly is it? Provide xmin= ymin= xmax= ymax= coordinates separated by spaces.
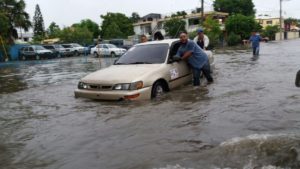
xmin=0 ymin=40 xmax=300 ymax=169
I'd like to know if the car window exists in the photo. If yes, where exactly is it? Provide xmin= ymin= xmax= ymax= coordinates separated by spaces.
xmin=62 ymin=45 xmax=71 ymax=48
xmin=115 ymin=44 xmax=169 ymax=64
xmin=29 ymin=47 xmax=34 ymax=51
xmin=103 ymin=45 xmax=108 ymax=49
xmin=35 ymin=46 xmax=46 ymax=50
xmin=55 ymin=45 xmax=63 ymax=48
xmin=72 ymin=44 xmax=82 ymax=47
xmin=107 ymin=44 xmax=117 ymax=48
xmin=44 ymin=46 xmax=54 ymax=49
xmin=169 ymin=41 xmax=181 ymax=57
xmin=21 ymin=47 xmax=27 ymax=52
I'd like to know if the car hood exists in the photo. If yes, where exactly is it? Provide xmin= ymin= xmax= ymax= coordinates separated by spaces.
xmin=81 ymin=64 xmax=162 ymax=84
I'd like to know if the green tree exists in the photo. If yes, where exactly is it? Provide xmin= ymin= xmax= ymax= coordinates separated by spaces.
xmin=100 ymin=12 xmax=134 ymax=39
xmin=72 ymin=19 xmax=100 ymax=38
xmin=262 ymin=25 xmax=279 ymax=40
xmin=0 ymin=0 xmax=31 ymax=43
xmin=59 ymin=26 xmax=93 ymax=45
xmin=171 ymin=11 xmax=187 ymax=17
xmin=203 ymin=16 xmax=222 ymax=48
xmin=130 ymin=12 xmax=140 ymax=23
xmin=213 ymin=0 xmax=255 ymax=16
xmin=47 ymin=22 xmax=61 ymax=38
xmin=33 ymin=4 xmax=45 ymax=42
xmin=164 ymin=17 xmax=186 ymax=38
xmin=225 ymin=14 xmax=260 ymax=40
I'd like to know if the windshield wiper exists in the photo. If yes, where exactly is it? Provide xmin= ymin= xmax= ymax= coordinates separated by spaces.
xmin=129 ymin=62 xmax=153 ymax=64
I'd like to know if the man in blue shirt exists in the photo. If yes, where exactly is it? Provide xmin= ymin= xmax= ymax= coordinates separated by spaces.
xmin=249 ymin=31 xmax=262 ymax=56
xmin=176 ymin=31 xmax=213 ymax=86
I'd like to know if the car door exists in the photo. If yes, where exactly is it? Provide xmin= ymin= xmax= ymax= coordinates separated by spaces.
xmin=166 ymin=41 xmax=192 ymax=89
xmin=96 ymin=44 xmax=104 ymax=56
xmin=102 ymin=45 xmax=110 ymax=56
xmin=28 ymin=47 xmax=36 ymax=58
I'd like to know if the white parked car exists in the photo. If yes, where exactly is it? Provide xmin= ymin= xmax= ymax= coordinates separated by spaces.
xmin=62 ymin=43 xmax=85 ymax=56
xmin=90 ymin=44 xmax=127 ymax=57
xmin=75 ymin=39 xmax=214 ymax=101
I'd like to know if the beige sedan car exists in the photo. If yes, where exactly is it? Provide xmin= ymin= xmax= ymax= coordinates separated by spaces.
xmin=74 ymin=39 xmax=214 ymax=100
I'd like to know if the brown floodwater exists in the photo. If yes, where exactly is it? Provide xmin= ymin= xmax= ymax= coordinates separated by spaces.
xmin=0 ymin=39 xmax=300 ymax=169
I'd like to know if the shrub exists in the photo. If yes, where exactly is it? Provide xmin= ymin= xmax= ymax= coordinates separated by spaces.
xmin=227 ymin=33 xmax=241 ymax=46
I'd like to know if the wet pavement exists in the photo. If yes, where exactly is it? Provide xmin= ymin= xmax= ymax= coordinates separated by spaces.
xmin=0 ymin=39 xmax=300 ymax=169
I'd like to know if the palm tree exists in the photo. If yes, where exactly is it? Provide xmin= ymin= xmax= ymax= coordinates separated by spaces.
xmin=0 ymin=0 xmax=31 ymax=44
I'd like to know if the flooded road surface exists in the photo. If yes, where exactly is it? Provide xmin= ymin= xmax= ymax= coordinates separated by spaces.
xmin=0 ymin=40 xmax=300 ymax=169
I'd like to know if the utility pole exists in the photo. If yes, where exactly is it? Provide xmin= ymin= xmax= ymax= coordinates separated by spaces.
xmin=280 ymin=0 xmax=291 ymax=40
xmin=279 ymin=0 xmax=282 ymax=40
xmin=201 ymin=0 xmax=204 ymax=24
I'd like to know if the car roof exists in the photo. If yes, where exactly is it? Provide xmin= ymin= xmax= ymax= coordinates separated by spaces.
xmin=135 ymin=39 xmax=179 ymax=46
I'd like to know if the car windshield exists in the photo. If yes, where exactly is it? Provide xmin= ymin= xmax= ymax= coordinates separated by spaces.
xmin=55 ymin=45 xmax=64 ymax=48
xmin=73 ymin=44 xmax=82 ymax=47
xmin=62 ymin=45 xmax=71 ymax=48
xmin=34 ymin=46 xmax=46 ymax=50
xmin=115 ymin=44 xmax=169 ymax=65
xmin=107 ymin=44 xmax=117 ymax=48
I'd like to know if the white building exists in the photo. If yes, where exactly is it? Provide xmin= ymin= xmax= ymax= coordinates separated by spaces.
xmin=133 ymin=11 xmax=229 ymax=37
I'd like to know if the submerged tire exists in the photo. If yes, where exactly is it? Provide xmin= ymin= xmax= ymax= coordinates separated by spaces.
xmin=111 ymin=52 xmax=116 ymax=57
xmin=296 ymin=70 xmax=300 ymax=87
xmin=151 ymin=81 xmax=165 ymax=98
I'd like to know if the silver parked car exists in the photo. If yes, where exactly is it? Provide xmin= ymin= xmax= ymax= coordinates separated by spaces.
xmin=90 ymin=44 xmax=127 ymax=57
xmin=75 ymin=39 xmax=214 ymax=100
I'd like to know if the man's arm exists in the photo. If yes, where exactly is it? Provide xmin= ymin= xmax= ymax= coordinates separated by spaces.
xmin=204 ymin=35 xmax=209 ymax=49
xmin=181 ymin=51 xmax=193 ymax=60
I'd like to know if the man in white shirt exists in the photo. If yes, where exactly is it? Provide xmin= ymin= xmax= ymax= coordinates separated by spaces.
xmin=194 ymin=29 xmax=209 ymax=50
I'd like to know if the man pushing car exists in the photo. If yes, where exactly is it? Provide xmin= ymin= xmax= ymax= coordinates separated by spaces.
xmin=175 ymin=31 xmax=213 ymax=87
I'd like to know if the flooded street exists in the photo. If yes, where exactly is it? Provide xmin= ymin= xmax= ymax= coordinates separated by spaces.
xmin=0 ymin=39 xmax=300 ymax=169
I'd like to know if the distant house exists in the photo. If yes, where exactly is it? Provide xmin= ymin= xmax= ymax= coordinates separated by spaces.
xmin=133 ymin=13 xmax=162 ymax=36
xmin=256 ymin=16 xmax=284 ymax=29
xmin=18 ymin=31 xmax=33 ymax=42
xmin=133 ymin=11 xmax=229 ymax=37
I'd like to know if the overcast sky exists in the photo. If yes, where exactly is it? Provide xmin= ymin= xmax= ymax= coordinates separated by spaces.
xmin=24 ymin=0 xmax=300 ymax=28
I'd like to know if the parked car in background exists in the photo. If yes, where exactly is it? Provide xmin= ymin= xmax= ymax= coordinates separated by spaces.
xmin=90 ymin=44 xmax=127 ymax=57
xmin=19 ymin=45 xmax=55 ymax=60
xmin=109 ymin=39 xmax=133 ymax=50
xmin=75 ymin=39 xmax=215 ymax=101
xmin=61 ymin=44 xmax=74 ymax=56
xmin=62 ymin=43 xmax=85 ymax=56
xmin=84 ymin=45 xmax=95 ymax=55
xmin=43 ymin=44 xmax=73 ymax=57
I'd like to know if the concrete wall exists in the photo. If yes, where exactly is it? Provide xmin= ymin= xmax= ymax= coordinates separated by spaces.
xmin=275 ymin=31 xmax=300 ymax=41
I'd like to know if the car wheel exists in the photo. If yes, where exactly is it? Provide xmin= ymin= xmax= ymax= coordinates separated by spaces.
xmin=296 ymin=70 xmax=300 ymax=87
xmin=111 ymin=52 xmax=116 ymax=57
xmin=74 ymin=51 xmax=80 ymax=56
xmin=151 ymin=81 xmax=165 ymax=98
xmin=93 ymin=52 xmax=98 ymax=57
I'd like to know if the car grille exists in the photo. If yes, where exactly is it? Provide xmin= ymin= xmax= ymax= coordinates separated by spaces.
xmin=87 ymin=84 xmax=112 ymax=91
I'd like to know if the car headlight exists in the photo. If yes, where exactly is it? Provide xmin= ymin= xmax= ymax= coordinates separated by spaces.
xmin=78 ymin=82 xmax=88 ymax=89
xmin=113 ymin=81 xmax=143 ymax=90
xmin=113 ymin=83 xmax=130 ymax=90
